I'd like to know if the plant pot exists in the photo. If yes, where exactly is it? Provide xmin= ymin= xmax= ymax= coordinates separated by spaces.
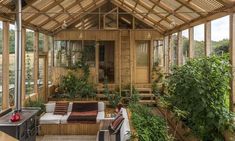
xmin=224 ymin=130 xmax=235 ymax=141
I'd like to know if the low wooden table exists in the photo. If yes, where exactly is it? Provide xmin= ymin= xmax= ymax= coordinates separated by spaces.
xmin=0 ymin=131 xmax=18 ymax=141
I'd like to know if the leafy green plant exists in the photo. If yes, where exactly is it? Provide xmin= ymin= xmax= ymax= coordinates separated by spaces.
xmin=103 ymin=78 xmax=121 ymax=108
xmin=60 ymin=72 xmax=80 ymax=98
xmin=167 ymin=55 xmax=234 ymax=140
xmin=129 ymin=86 xmax=140 ymax=104
xmin=25 ymin=97 xmax=45 ymax=115
xmin=129 ymin=104 xmax=173 ymax=141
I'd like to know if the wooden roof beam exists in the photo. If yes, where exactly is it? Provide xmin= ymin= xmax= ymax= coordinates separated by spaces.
xmin=174 ymin=0 xmax=204 ymax=16
xmin=164 ymin=6 xmax=234 ymax=35
xmin=24 ymin=0 xmax=64 ymax=24
xmin=111 ymin=0 xmax=164 ymax=34
xmin=53 ymin=0 xmax=107 ymax=34
xmin=37 ymin=0 xmax=78 ymax=28
xmin=150 ymin=0 xmax=190 ymax=23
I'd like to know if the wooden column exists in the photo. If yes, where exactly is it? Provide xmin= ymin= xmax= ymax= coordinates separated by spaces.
xmin=189 ymin=27 xmax=194 ymax=59
xmin=21 ymin=28 xmax=26 ymax=104
xmin=205 ymin=22 xmax=211 ymax=56
xmin=33 ymin=32 xmax=39 ymax=94
xmin=2 ymin=21 xmax=9 ymax=110
xmin=149 ymin=38 xmax=154 ymax=83
xmin=44 ymin=35 xmax=49 ymax=101
xmin=177 ymin=31 xmax=183 ymax=66
xmin=230 ymin=13 xmax=235 ymax=112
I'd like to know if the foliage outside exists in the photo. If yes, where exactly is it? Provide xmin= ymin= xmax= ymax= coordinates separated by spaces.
xmin=166 ymin=55 xmax=234 ymax=140
xmin=25 ymin=97 xmax=45 ymax=115
xmin=129 ymin=103 xmax=172 ymax=141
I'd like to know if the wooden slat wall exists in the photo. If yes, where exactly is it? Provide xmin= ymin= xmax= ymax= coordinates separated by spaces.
xmin=2 ymin=22 xmax=9 ymax=109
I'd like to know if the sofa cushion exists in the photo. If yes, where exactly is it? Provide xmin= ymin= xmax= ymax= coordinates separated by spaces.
xmin=67 ymin=110 xmax=98 ymax=123
xmin=54 ymin=102 xmax=69 ymax=115
xmin=98 ymin=102 xmax=105 ymax=112
xmin=96 ymin=111 xmax=105 ymax=123
xmin=109 ymin=115 xmax=124 ymax=134
xmin=40 ymin=113 xmax=62 ymax=124
xmin=72 ymin=102 xmax=98 ymax=112
xmin=45 ymin=102 xmax=55 ymax=113
xmin=68 ymin=102 xmax=73 ymax=112
xmin=60 ymin=112 xmax=71 ymax=124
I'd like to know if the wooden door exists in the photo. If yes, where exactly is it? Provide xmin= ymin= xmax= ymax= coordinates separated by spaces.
xmin=135 ymin=41 xmax=150 ymax=83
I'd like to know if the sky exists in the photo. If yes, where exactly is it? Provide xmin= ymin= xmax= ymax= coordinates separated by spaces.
xmin=0 ymin=16 xmax=230 ymax=41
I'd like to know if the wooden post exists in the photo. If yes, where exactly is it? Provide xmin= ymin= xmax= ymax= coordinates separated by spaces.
xmin=189 ymin=27 xmax=194 ymax=59
xmin=177 ymin=31 xmax=183 ymax=66
xmin=150 ymin=39 xmax=153 ymax=83
xmin=44 ymin=35 xmax=49 ymax=102
xmin=21 ymin=28 xmax=26 ymax=104
xmin=205 ymin=22 xmax=211 ymax=56
xmin=33 ymin=32 xmax=39 ymax=94
xmin=230 ymin=13 xmax=235 ymax=112
xmin=119 ymin=31 xmax=122 ymax=94
xmin=2 ymin=21 xmax=9 ymax=110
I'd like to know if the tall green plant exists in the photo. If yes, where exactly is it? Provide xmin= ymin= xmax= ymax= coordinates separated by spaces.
xmin=167 ymin=55 xmax=234 ymax=140
xmin=103 ymin=78 xmax=121 ymax=108
xmin=129 ymin=104 xmax=172 ymax=141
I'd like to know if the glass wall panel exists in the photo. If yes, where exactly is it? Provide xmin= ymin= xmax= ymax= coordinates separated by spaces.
xmin=172 ymin=33 xmax=178 ymax=65
xmin=9 ymin=24 xmax=15 ymax=106
xmin=182 ymin=29 xmax=189 ymax=64
xmin=0 ymin=21 xmax=2 ymax=110
xmin=25 ymin=29 xmax=34 ymax=95
xmin=211 ymin=16 xmax=229 ymax=55
xmin=194 ymin=24 xmax=205 ymax=58
xmin=54 ymin=40 xmax=95 ymax=68
xmin=48 ymin=36 xmax=53 ymax=85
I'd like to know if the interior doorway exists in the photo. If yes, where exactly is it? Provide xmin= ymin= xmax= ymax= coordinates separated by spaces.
xmin=98 ymin=41 xmax=115 ymax=83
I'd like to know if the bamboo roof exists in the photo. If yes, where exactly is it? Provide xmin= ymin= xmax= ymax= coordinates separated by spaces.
xmin=0 ymin=0 xmax=234 ymax=35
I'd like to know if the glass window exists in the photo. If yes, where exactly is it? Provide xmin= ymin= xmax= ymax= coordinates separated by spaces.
xmin=39 ymin=33 xmax=44 ymax=52
xmin=194 ymin=24 xmax=205 ymax=58
xmin=0 ymin=21 xmax=2 ymax=110
xmin=153 ymin=40 xmax=164 ymax=66
xmin=9 ymin=24 xmax=15 ymax=106
xmin=54 ymin=40 xmax=96 ymax=68
xmin=48 ymin=36 xmax=53 ymax=85
xmin=211 ymin=16 xmax=229 ymax=55
xmin=182 ymin=29 xmax=189 ymax=64
xmin=136 ymin=41 xmax=149 ymax=67
xmin=172 ymin=33 xmax=178 ymax=65
xmin=25 ymin=29 xmax=34 ymax=95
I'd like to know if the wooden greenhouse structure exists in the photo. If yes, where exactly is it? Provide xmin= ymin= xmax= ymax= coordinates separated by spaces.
xmin=0 ymin=0 xmax=234 ymax=141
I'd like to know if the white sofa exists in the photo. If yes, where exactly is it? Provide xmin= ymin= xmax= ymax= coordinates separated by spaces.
xmin=40 ymin=101 xmax=105 ymax=125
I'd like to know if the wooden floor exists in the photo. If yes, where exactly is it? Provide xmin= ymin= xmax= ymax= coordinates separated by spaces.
xmin=36 ymin=135 xmax=96 ymax=141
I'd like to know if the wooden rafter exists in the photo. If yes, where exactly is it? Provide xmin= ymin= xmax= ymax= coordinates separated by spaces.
xmin=174 ymin=0 xmax=204 ymax=17
xmin=150 ymin=0 xmax=190 ymax=23
xmin=164 ymin=6 xmax=233 ymax=35
xmin=117 ymin=0 xmax=166 ymax=30
xmin=37 ymin=0 xmax=78 ymax=28
xmin=23 ymin=0 xmax=38 ymax=10
xmin=111 ymin=0 xmax=164 ymax=33
xmin=53 ymin=0 xmax=107 ymax=34
xmin=24 ymin=0 xmax=64 ymax=24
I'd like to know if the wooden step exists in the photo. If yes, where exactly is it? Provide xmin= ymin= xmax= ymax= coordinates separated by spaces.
xmin=139 ymin=100 xmax=156 ymax=105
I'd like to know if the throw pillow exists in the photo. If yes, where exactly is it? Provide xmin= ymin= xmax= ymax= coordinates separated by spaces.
xmin=54 ymin=102 xmax=69 ymax=115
